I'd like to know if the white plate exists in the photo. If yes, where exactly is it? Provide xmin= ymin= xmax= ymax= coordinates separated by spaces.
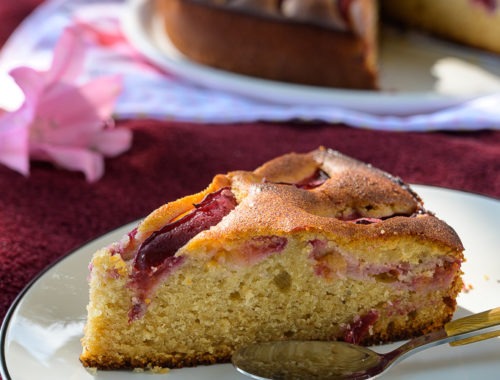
xmin=1 ymin=185 xmax=499 ymax=380
xmin=121 ymin=0 xmax=500 ymax=115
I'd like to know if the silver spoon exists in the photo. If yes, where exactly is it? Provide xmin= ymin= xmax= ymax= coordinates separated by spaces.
xmin=232 ymin=307 xmax=500 ymax=380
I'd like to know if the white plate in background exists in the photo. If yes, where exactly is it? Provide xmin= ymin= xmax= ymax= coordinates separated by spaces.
xmin=121 ymin=0 xmax=500 ymax=115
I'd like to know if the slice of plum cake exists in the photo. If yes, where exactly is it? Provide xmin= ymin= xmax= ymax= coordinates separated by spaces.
xmin=80 ymin=147 xmax=464 ymax=370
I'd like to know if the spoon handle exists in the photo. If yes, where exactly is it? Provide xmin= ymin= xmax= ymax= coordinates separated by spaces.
xmin=381 ymin=310 xmax=500 ymax=372
xmin=445 ymin=307 xmax=500 ymax=336
xmin=450 ymin=329 xmax=500 ymax=347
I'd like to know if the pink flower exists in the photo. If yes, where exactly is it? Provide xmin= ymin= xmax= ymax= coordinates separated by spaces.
xmin=0 ymin=26 xmax=132 ymax=182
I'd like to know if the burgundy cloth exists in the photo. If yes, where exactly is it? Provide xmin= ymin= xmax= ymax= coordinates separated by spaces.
xmin=0 ymin=0 xmax=499 ymax=360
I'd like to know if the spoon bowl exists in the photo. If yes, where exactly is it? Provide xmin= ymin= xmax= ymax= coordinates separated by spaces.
xmin=233 ymin=340 xmax=383 ymax=379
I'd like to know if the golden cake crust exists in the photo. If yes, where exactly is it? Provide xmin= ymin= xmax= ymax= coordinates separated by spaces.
xmin=183 ymin=147 xmax=462 ymax=257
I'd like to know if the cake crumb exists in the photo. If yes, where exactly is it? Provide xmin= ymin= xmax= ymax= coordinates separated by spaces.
xmin=483 ymin=274 xmax=490 ymax=281
xmin=133 ymin=366 xmax=170 ymax=374
xmin=462 ymin=283 xmax=474 ymax=293
xmin=85 ymin=367 xmax=97 ymax=375
xmin=152 ymin=366 xmax=170 ymax=374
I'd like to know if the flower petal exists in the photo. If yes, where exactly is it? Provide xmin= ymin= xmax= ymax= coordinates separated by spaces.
xmin=31 ymin=143 xmax=104 ymax=182
xmin=77 ymin=75 xmax=123 ymax=120
xmin=32 ymin=77 xmax=124 ymax=150
xmin=0 ymin=102 xmax=33 ymax=176
xmin=46 ymin=27 xmax=86 ymax=84
xmin=35 ymin=84 xmax=104 ymax=146
xmin=39 ymin=75 xmax=122 ymax=126
xmin=92 ymin=127 xmax=132 ymax=157
xmin=10 ymin=67 xmax=45 ymax=107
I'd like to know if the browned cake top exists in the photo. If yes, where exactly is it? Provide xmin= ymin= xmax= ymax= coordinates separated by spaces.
xmin=185 ymin=147 xmax=463 ymax=253
xmin=132 ymin=147 xmax=463 ymax=256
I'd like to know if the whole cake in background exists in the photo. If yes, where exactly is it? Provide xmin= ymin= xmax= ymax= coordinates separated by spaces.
xmin=80 ymin=147 xmax=464 ymax=370
xmin=154 ymin=0 xmax=379 ymax=89
xmin=153 ymin=0 xmax=500 ymax=90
